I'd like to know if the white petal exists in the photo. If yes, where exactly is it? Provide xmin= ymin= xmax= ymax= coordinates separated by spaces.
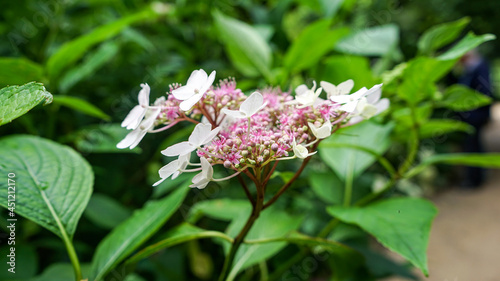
xmin=240 ymin=92 xmax=264 ymax=117
xmin=320 ymin=81 xmax=336 ymax=98
xmin=295 ymin=84 xmax=309 ymax=96
xmin=139 ymin=107 xmax=161 ymax=130
xmin=375 ymin=98 xmax=390 ymax=115
xmin=117 ymin=128 xmax=147 ymax=149
xmin=293 ymin=143 xmax=309 ymax=159
xmin=340 ymin=100 xmax=359 ymax=113
xmin=222 ymin=108 xmax=246 ymax=119
xmin=179 ymin=92 xmax=203 ymax=111
xmin=138 ymin=83 xmax=150 ymax=106
xmin=117 ymin=128 xmax=142 ymax=149
xmin=308 ymin=120 xmax=332 ymax=139
xmin=187 ymin=69 xmax=206 ymax=89
xmin=188 ymin=123 xmax=212 ymax=146
xmin=198 ymin=70 xmax=216 ymax=96
xmin=364 ymin=84 xmax=383 ymax=102
xmin=172 ymin=85 xmax=195 ymax=100
xmin=190 ymin=177 xmax=210 ymax=189
xmin=337 ymin=79 xmax=354 ymax=95
xmin=329 ymin=95 xmax=352 ymax=104
xmin=201 ymin=126 xmax=221 ymax=146
xmin=200 ymin=157 xmax=213 ymax=179
xmin=121 ymin=105 xmax=146 ymax=130
xmin=162 ymin=142 xmax=196 ymax=157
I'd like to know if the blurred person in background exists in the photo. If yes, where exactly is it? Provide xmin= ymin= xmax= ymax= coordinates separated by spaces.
xmin=457 ymin=49 xmax=493 ymax=188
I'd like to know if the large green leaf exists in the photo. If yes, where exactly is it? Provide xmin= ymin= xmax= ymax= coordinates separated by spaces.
xmin=52 ymin=95 xmax=110 ymax=121
xmin=284 ymin=19 xmax=348 ymax=73
xmin=59 ymin=41 xmax=120 ymax=93
xmin=47 ymin=8 xmax=157 ymax=80
xmin=406 ymin=153 xmax=500 ymax=178
xmin=226 ymin=206 xmax=303 ymax=281
xmin=397 ymin=57 xmax=455 ymax=105
xmin=127 ymin=223 xmax=233 ymax=264
xmin=335 ymin=24 xmax=399 ymax=56
xmin=327 ymin=198 xmax=438 ymax=276
xmin=0 ymin=135 xmax=93 ymax=238
xmin=319 ymin=121 xmax=394 ymax=181
xmin=438 ymin=32 xmax=496 ymax=61
xmin=212 ymin=10 xmax=273 ymax=80
xmin=188 ymin=199 xmax=302 ymax=281
xmin=418 ymin=119 xmax=473 ymax=139
xmin=309 ymin=171 xmax=343 ymax=205
xmin=0 ymin=57 xmax=46 ymax=87
xmin=89 ymin=186 xmax=189 ymax=281
xmin=0 ymin=82 xmax=52 ymax=126
xmin=84 ymin=193 xmax=132 ymax=229
xmin=439 ymin=84 xmax=492 ymax=111
xmin=418 ymin=17 xmax=470 ymax=55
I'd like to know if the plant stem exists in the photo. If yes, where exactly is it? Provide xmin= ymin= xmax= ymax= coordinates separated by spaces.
xmin=218 ymin=169 xmax=265 ymax=281
xmin=343 ymin=156 xmax=355 ymax=207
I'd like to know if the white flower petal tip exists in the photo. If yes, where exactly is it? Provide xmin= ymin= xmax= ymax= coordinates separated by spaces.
xmin=116 ymin=127 xmax=148 ymax=149
xmin=172 ymin=69 xmax=216 ymax=111
xmin=292 ymin=139 xmax=314 ymax=159
xmin=153 ymin=154 xmax=190 ymax=186
xmin=308 ymin=120 xmax=332 ymax=139
xmin=121 ymin=83 xmax=152 ymax=130
xmin=321 ymin=79 xmax=354 ymax=99
xmin=162 ymin=123 xmax=220 ymax=157
xmin=222 ymin=92 xmax=266 ymax=118
xmin=190 ymin=157 xmax=213 ymax=189
xmin=289 ymin=82 xmax=322 ymax=108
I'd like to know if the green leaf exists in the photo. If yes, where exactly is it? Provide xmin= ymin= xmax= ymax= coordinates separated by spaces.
xmin=0 ymin=135 xmax=93 ymax=238
xmin=418 ymin=119 xmax=473 ymax=139
xmin=397 ymin=57 xmax=455 ymax=105
xmin=31 ymin=263 xmax=91 ymax=281
xmin=46 ymin=8 xmax=157 ymax=81
xmin=318 ymin=0 xmax=345 ymax=17
xmin=0 ymin=57 xmax=46 ymax=87
xmin=319 ymin=121 xmax=394 ymax=181
xmin=226 ymin=206 xmax=303 ymax=281
xmin=407 ymin=153 xmax=500 ymax=179
xmin=284 ymin=19 xmax=348 ymax=73
xmin=59 ymin=41 xmax=120 ymax=93
xmin=84 ymin=193 xmax=132 ymax=229
xmin=52 ymin=95 xmax=110 ymax=121
xmin=309 ymin=171 xmax=343 ymax=205
xmin=212 ymin=10 xmax=273 ymax=80
xmin=127 ymin=223 xmax=233 ymax=264
xmin=188 ymin=199 xmax=250 ymax=224
xmin=327 ymin=198 xmax=438 ymax=276
xmin=246 ymin=231 xmax=360 ymax=258
xmin=335 ymin=24 xmax=399 ymax=56
xmin=318 ymin=55 xmax=377 ymax=91
xmin=439 ymin=84 xmax=492 ymax=111
xmin=418 ymin=17 xmax=470 ymax=55
xmin=0 ymin=82 xmax=52 ymax=126
xmin=438 ymin=32 xmax=496 ymax=61
xmin=73 ymin=124 xmax=141 ymax=154
xmin=89 ymin=185 xmax=189 ymax=281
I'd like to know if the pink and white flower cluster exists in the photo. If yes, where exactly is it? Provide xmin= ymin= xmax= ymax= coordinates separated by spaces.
xmin=117 ymin=69 xmax=389 ymax=189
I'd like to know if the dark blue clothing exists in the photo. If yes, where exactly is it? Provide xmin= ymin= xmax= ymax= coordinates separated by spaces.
xmin=458 ymin=59 xmax=492 ymax=186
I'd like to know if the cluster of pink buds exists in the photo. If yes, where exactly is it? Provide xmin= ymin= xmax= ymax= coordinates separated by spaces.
xmin=117 ymin=69 xmax=389 ymax=189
